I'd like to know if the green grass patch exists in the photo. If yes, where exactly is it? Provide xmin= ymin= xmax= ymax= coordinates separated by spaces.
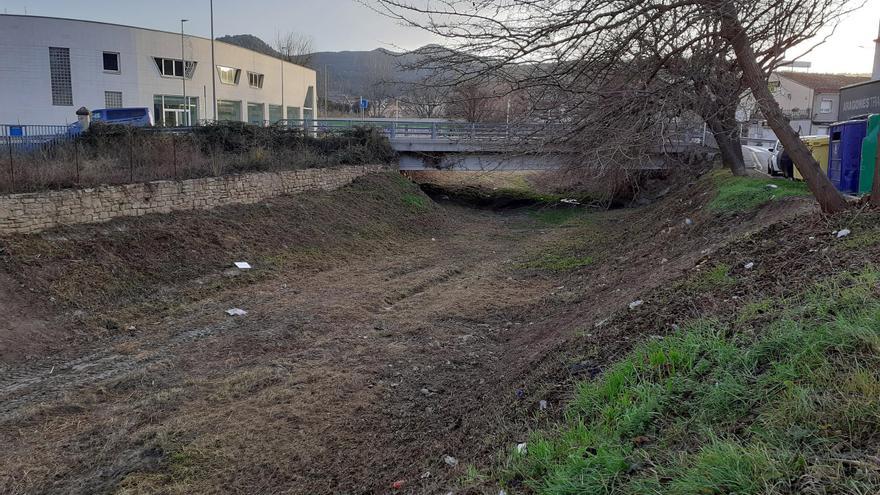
xmin=528 ymin=208 xmax=586 ymax=226
xmin=402 ymin=193 xmax=428 ymax=210
xmin=842 ymin=227 xmax=880 ymax=249
xmin=683 ymin=263 xmax=736 ymax=292
xmin=504 ymin=268 xmax=880 ymax=494
xmin=709 ymin=171 xmax=811 ymax=213
xmin=519 ymin=253 xmax=595 ymax=271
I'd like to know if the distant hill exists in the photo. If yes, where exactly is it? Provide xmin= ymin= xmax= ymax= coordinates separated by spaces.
xmin=217 ymin=34 xmax=438 ymax=99
xmin=216 ymin=34 xmax=281 ymax=59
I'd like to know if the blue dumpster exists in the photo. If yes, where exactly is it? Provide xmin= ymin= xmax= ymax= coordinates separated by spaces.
xmin=828 ymin=119 xmax=867 ymax=194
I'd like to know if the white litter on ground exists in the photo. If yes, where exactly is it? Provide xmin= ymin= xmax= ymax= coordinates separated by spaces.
xmin=744 ymin=262 xmax=755 ymax=270
xmin=234 ymin=262 xmax=252 ymax=270
xmin=225 ymin=308 xmax=248 ymax=316
xmin=516 ymin=443 xmax=527 ymax=454
xmin=837 ymin=229 xmax=851 ymax=239
xmin=629 ymin=300 xmax=644 ymax=310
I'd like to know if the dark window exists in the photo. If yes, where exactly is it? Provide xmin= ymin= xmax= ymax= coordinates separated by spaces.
xmin=106 ymin=108 xmax=146 ymax=120
xmin=103 ymin=52 xmax=120 ymax=72
xmin=154 ymin=57 xmax=197 ymax=78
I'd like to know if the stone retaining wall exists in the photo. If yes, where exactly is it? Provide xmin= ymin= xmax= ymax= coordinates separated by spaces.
xmin=0 ymin=165 xmax=386 ymax=234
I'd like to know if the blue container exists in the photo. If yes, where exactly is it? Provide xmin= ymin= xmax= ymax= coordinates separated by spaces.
xmin=828 ymin=119 xmax=868 ymax=194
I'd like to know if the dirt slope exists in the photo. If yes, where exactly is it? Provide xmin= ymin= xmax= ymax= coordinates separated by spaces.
xmin=0 ymin=168 xmax=855 ymax=494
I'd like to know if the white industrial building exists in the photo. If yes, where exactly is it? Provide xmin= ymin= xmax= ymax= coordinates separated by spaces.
xmin=0 ymin=15 xmax=317 ymax=126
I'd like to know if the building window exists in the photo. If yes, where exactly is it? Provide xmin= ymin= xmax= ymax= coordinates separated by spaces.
xmin=217 ymin=66 xmax=241 ymax=85
xmin=154 ymin=57 xmax=197 ymax=79
xmin=49 ymin=47 xmax=73 ymax=106
xmin=217 ymin=100 xmax=242 ymax=121
xmin=248 ymin=72 xmax=265 ymax=89
xmin=152 ymin=95 xmax=198 ymax=127
xmin=286 ymin=106 xmax=301 ymax=121
xmin=103 ymin=52 xmax=120 ymax=73
xmin=105 ymin=91 xmax=123 ymax=108
xmin=247 ymin=102 xmax=265 ymax=125
xmin=819 ymin=98 xmax=833 ymax=114
xmin=268 ymin=105 xmax=283 ymax=123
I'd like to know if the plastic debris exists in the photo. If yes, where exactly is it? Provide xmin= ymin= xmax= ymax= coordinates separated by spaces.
xmin=516 ymin=443 xmax=527 ymax=454
xmin=225 ymin=308 xmax=247 ymax=316
xmin=629 ymin=300 xmax=644 ymax=310
xmin=420 ymin=471 xmax=431 ymax=479
xmin=837 ymin=229 xmax=851 ymax=239
xmin=431 ymin=237 xmax=437 ymax=242
xmin=234 ymin=261 xmax=252 ymax=270
xmin=560 ymin=198 xmax=581 ymax=205
xmin=766 ymin=184 xmax=779 ymax=189
xmin=684 ymin=218 xmax=694 ymax=226
xmin=516 ymin=389 xmax=525 ymax=399
xmin=391 ymin=480 xmax=406 ymax=490
xmin=539 ymin=400 xmax=548 ymax=410
xmin=744 ymin=262 xmax=755 ymax=270
xmin=443 ymin=455 xmax=459 ymax=467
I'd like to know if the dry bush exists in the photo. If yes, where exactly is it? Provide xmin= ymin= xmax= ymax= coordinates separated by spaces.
xmin=0 ymin=123 xmax=397 ymax=193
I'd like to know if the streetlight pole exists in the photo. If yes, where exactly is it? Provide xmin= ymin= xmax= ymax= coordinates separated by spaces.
xmin=281 ymin=47 xmax=288 ymax=125
xmin=210 ymin=0 xmax=217 ymax=121
xmin=180 ymin=19 xmax=189 ymax=126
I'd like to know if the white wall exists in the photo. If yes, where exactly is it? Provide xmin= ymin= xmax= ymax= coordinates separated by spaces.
xmin=0 ymin=15 xmax=316 ymax=125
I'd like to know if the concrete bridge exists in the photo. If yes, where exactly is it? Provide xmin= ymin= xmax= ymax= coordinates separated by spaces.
xmin=306 ymin=119 xmax=715 ymax=171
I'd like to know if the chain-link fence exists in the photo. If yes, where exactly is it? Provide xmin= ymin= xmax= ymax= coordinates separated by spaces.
xmin=0 ymin=123 xmax=396 ymax=193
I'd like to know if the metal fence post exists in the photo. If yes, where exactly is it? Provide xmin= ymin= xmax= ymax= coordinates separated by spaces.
xmin=74 ymin=140 xmax=80 ymax=185
xmin=6 ymin=135 xmax=13 ymax=192
xmin=172 ymin=132 xmax=177 ymax=179
xmin=128 ymin=131 xmax=134 ymax=183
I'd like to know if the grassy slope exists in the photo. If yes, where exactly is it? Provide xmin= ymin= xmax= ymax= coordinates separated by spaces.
xmin=502 ymin=172 xmax=880 ymax=494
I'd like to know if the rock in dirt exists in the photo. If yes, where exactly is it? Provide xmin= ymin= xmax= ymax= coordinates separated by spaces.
xmin=837 ymin=229 xmax=851 ymax=239
xmin=443 ymin=455 xmax=459 ymax=467
xmin=225 ymin=308 xmax=248 ymax=316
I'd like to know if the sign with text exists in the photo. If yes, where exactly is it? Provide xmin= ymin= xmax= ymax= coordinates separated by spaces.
xmin=839 ymin=80 xmax=880 ymax=121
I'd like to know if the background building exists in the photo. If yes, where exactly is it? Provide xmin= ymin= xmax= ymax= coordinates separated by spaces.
xmin=743 ymin=72 xmax=870 ymax=143
xmin=0 ymin=15 xmax=317 ymax=126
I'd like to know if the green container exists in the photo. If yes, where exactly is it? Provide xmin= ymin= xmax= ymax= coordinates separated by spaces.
xmin=859 ymin=114 xmax=880 ymax=195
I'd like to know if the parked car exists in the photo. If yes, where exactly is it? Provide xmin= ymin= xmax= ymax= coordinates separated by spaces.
xmin=90 ymin=107 xmax=154 ymax=127
xmin=768 ymin=139 xmax=802 ymax=178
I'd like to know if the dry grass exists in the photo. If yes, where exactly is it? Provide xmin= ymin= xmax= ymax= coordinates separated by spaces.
xmin=1 ymin=124 xmax=397 ymax=193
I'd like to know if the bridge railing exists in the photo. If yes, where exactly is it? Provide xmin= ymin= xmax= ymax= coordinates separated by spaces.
xmin=276 ymin=119 xmax=560 ymax=142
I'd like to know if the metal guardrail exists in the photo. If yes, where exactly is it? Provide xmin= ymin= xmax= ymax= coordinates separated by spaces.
xmin=1 ymin=124 xmax=77 ymax=151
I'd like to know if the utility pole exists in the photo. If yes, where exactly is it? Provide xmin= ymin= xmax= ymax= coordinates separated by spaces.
xmin=324 ymin=64 xmax=328 ymax=117
xmin=210 ymin=0 xmax=217 ymax=121
xmin=181 ymin=19 xmax=189 ymax=126
xmin=282 ymin=47 xmax=288 ymax=124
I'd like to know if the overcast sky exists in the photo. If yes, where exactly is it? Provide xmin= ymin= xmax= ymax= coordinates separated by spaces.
xmin=2 ymin=0 xmax=879 ymax=73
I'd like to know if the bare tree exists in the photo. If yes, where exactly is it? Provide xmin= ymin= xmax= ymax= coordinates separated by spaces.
xmin=399 ymin=78 xmax=448 ymax=118
xmin=367 ymin=0 xmax=864 ymax=212
xmin=275 ymin=32 xmax=314 ymax=68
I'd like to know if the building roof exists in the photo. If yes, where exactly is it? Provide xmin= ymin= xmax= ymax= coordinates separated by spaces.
xmin=0 ymin=14 xmax=314 ymax=72
xmin=777 ymin=72 xmax=871 ymax=92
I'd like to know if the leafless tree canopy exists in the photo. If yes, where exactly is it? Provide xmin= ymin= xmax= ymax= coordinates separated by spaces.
xmin=367 ymin=0 xmax=864 ymax=211
xmin=275 ymin=32 xmax=314 ymax=68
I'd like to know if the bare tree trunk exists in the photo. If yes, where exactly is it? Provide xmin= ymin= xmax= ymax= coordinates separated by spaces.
xmin=706 ymin=105 xmax=747 ymax=176
xmin=715 ymin=1 xmax=847 ymax=213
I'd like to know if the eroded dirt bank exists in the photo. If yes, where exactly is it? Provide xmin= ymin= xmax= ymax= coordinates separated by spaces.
xmin=3 ymin=170 xmax=862 ymax=494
